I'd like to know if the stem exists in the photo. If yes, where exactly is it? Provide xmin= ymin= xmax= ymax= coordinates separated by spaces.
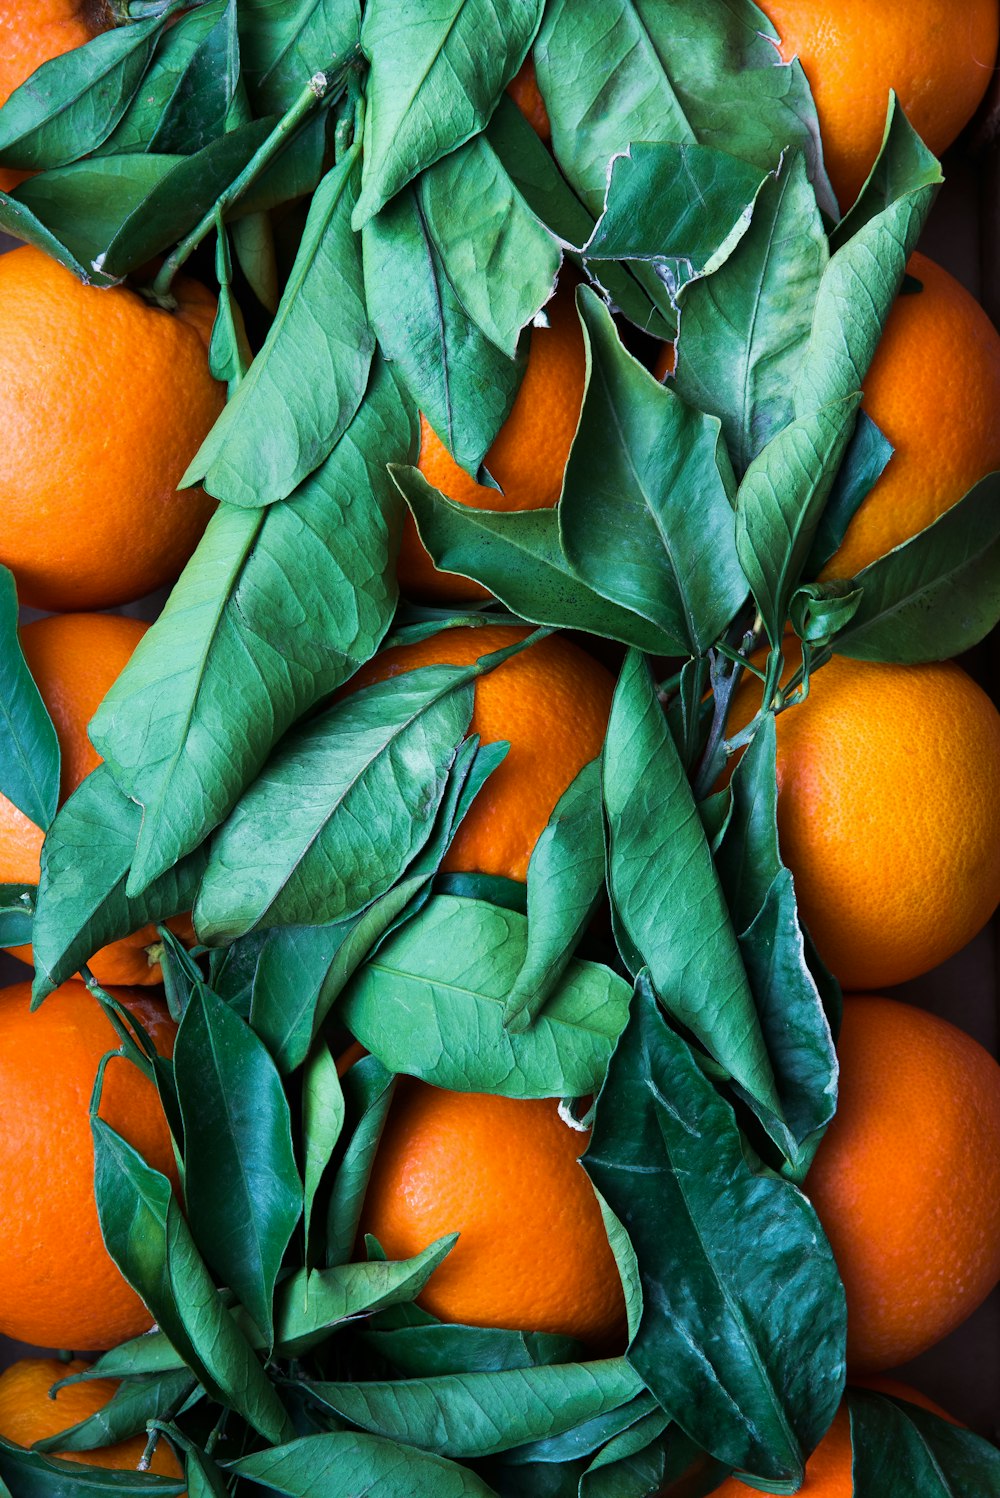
xmin=151 ymin=62 xmax=352 ymax=301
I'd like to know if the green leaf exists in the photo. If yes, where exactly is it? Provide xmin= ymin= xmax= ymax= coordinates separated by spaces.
xmin=503 ymin=1394 xmax=658 ymax=1467
xmin=363 ymin=186 xmax=520 ymax=475
xmin=395 ymin=468 xmax=679 ymax=654
xmin=209 ymin=223 xmax=252 ymax=392
xmin=833 ymin=92 xmax=942 ymax=249
xmin=602 ymin=653 xmax=777 ymax=1113
xmin=833 ymin=473 xmax=1000 ymax=663
xmin=734 ymin=396 xmax=862 ymax=643
xmin=585 ymin=978 xmax=845 ymax=1485
xmin=534 ymin=0 xmax=832 ymax=219
xmin=502 ymin=758 xmax=605 ymax=1033
xmin=848 ymin=1388 xmax=1000 ymax=1495
xmin=0 ymin=884 xmax=34 ymax=948
xmin=715 ymin=717 xmax=839 ymax=1170
xmin=0 ymin=568 xmax=59 ymax=830
xmin=325 ymin=1054 xmax=396 ymax=1266
xmin=674 ymin=153 xmax=828 ymax=475
xmin=302 ymin=1042 xmax=345 ymax=1255
xmin=239 ymin=0 xmax=362 ymax=116
xmin=578 ymin=1415 xmax=721 ymax=1498
xmin=561 ymin=288 xmax=747 ymax=655
xmin=790 ymin=582 xmax=864 ymax=645
xmin=340 ymin=893 xmax=631 ymax=1099
xmin=0 ymin=1441 xmax=182 ymax=1496
xmin=304 ymin=1359 xmax=642 ymax=1458
xmin=33 ymin=1371 xmax=196 ymax=1456
xmin=233 ymin=1433 xmax=499 ymax=1497
xmin=354 ymin=0 xmax=544 ymax=225
xmin=804 ymin=412 xmax=894 ymax=576
xmin=0 ymin=12 xmax=167 ymax=171
xmin=362 ymin=1323 xmax=582 ymax=1379
xmin=193 ymin=666 xmax=476 ymax=942
xmin=419 ymin=133 xmax=560 ymax=359
xmin=31 ymin=766 xmax=207 ymax=1004
xmin=184 ymin=149 xmax=374 ymax=508
xmin=92 ymin=1118 xmax=294 ymax=1445
xmin=175 ymin=984 xmax=302 ymax=1346
xmin=91 ymin=356 xmax=414 ymax=895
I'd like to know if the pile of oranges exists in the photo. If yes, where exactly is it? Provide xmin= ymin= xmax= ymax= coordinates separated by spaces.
xmin=0 ymin=0 xmax=997 ymax=1489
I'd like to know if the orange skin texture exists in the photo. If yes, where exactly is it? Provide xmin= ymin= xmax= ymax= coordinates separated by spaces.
xmin=400 ymin=288 xmax=586 ymax=602
xmin=0 ymin=613 xmax=189 ymax=986
xmin=360 ymin=1080 xmax=626 ymax=1344
xmin=763 ymin=0 xmax=999 ymax=209
xmin=0 ymin=980 xmax=178 ymax=1350
xmin=350 ymin=626 xmax=614 ymax=883
xmin=820 ymin=253 xmax=1000 ymax=580
xmin=0 ymin=0 xmax=108 ymax=193
xmin=727 ymin=653 xmax=1000 ymax=990
xmin=0 ymin=246 xmax=224 ymax=610
xmin=0 ymin=1358 xmax=183 ymax=1478
xmin=808 ymin=996 xmax=1000 ymax=1373
xmin=507 ymin=56 xmax=551 ymax=141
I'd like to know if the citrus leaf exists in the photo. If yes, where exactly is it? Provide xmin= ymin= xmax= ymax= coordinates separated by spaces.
xmin=561 ymin=288 xmax=747 ymax=655
xmin=339 ymin=893 xmax=631 ymax=1099
xmin=32 ymin=1371 xmax=196 ymax=1456
xmin=363 ymin=185 xmax=521 ymax=476
xmin=602 ymin=652 xmax=778 ymax=1113
xmin=0 ymin=566 xmax=59 ymax=830
xmin=0 ymin=1441 xmax=182 ymax=1496
xmin=302 ymin=1041 xmax=344 ymax=1256
xmin=418 ymin=133 xmax=560 ymax=359
xmin=848 ymin=1388 xmax=1000 ymax=1495
xmin=502 ymin=758 xmax=605 ymax=1033
xmin=361 ymin=1324 xmax=582 ymax=1379
xmin=832 ymin=472 xmax=1000 ymax=662
xmin=353 ymin=0 xmax=544 ymax=225
xmin=91 ymin=357 xmax=413 ymax=896
xmin=585 ymin=977 xmax=846 ymax=1486
xmin=232 ymin=1433 xmax=499 ymax=1497
xmin=578 ymin=1414 xmax=723 ymax=1498
xmin=0 ymin=12 xmax=167 ymax=171
xmin=239 ymin=0 xmax=362 ymax=116
xmin=804 ymin=411 xmax=894 ymax=577
xmin=303 ymin=1359 xmax=643 ymax=1458
xmin=734 ymin=395 xmax=862 ymax=643
xmin=193 ymin=669 xmax=476 ymax=942
xmin=325 ymin=1054 xmax=396 ymax=1266
xmin=92 ymin=1118 xmax=295 ymax=1445
xmin=185 ymin=148 xmax=373 ymax=508
xmin=31 ymin=766 xmax=207 ymax=1005
xmin=395 ymin=468 xmax=679 ymax=654
xmin=674 ymin=152 xmax=828 ymax=476
xmin=175 ymin=984 xmax=302 ymax=1348
xmin=534 ymin=0 xmax=833 ymax=220
xmin=0 ymin=884 xmax=33 ymax=949
xmin=502 ymin=1394 xmax=659 ymax=1467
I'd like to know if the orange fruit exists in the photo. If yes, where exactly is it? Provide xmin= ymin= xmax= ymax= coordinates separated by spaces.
xmin=359 ymin=1080 xmax=626 ymax=1343
xmin=653 ymin=342 xmax=675 ymax=381
xmin=0 ymin=245 xmax=224 ymax=610
xmin=763 ymin=0 xmax=999 ymax=208
xmin=399 ymin=288 xmax=586 ymax=602
xmin=807 ymin=995 xmax=1000 ymax=1372
xmin=350 ymin=625 xmax=614 ymax=882
xmin=0 ymin=1 xmax=109 ymax=194
xmin=0 ymin=612 xmax=189 ymax=986
xmin=820 ymin=252 xmax=1000 ymax=580
xmin=0 ymin=979 xmax=178 ymax=1350
xmin=726 ymin=652 xmax=1000 ymax=989
xmin=507 ymin=55 xmax=551 ymax=141
xmin=0 ymin=1358 xmax=182 ymax=1477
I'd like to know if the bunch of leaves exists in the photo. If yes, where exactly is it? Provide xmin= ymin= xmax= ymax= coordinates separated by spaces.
xmin=0 ymin=0 xmax=998 ymax=1494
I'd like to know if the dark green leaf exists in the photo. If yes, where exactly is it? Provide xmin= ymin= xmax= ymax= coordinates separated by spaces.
xmin=395 ymin=468 xmax=679 ymax=654
xmin=354 ymin=0 xmax=544 ymax=224
xmin=561 ymin=289 xmax=747 ymax=655
xmin=91 ymin=357 xmax=414 ymax=895
xmin=0 ymin=1440 xmax=182 ymax=1496
xmin=578 ymin=1415 xmax=722 ymax=1498
xmin=302 ymin=1042 xmax=345 ymax=1255
xmin=362 ymin=1324 xmax=582 ymax=1379
xmin=502 ymin=758 xmax=605 ymax=1033
xmin=363 ymin=186 xmax=520 ymax=475
xmin=833 ymin=93 xmax=942 ymax=249
xmin=92 ymin=1119 xmax=294 ymax=1445
xmin=33 ymin=1371 xmax=196 ymax=1455
xmin=32 ymin=766 xmax=207 ymax=1004
xmin=175 ymin=985 xmax=302 ymax=1346
xmin=585 ymin=978 xmax=845 ymax=1485
xmin=734 ymin=396 xmax=861 ymax=643
xmin=833 ymin=473 xmax=1000 ymax=662
xmin=239 ymin=0 xmax=362 ymax=116
xmin=304 ymin=1359 xmax=642 ymax=1458
xmin=232 ymin=1433 xmax=498 ymax=1497
xmin=0 ymin=567 xmax=59 ymax=829
xmin=0 ymin=13 xmax=167 ymax=170
xmin=325 ymin=1054 xmax=396 ymax=1266
xmin=805 ymin=412 xmax=894 ymax=576
xmin=504 ymin=1394 xmax=658 ymax=1467
xmin=535 ymin=0 xmax=832 ymax=219
xmin=340 ymin=893 xmax=631 ymax=1099
xmin=790 ymin=582 xmax=864 ymax=645
xmin=209 ymin=223 xmax=252 ymax=391
xmin=848 ymin=1388 xmax=1000 ymax=1496
xmin=674 ymin=153 xmax=828 ymax=475
xmin=602 ymin=653 xmax=777 ymax=1112
xmin=184 ymin=149 xmax=374 ymax=508
xmin=0 ymin=884 xmax=33 ymax=948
